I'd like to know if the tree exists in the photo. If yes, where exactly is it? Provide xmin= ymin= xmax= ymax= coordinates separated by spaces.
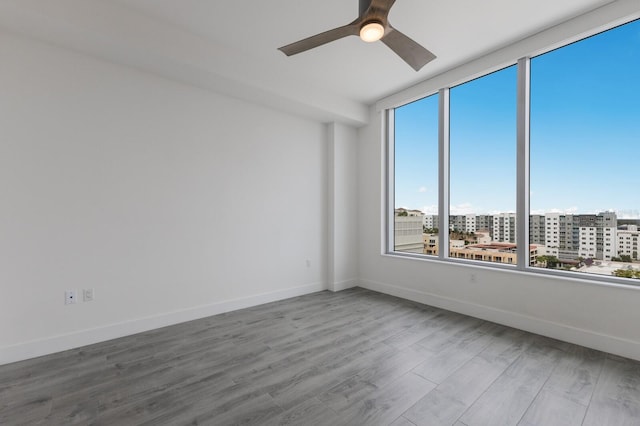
xmin=398 ymin=211 xmax=408 ymax=217
xmin=537 ymin=255 xmax=559 ymax=268
xmin=620 ymin=255 xmax=632 ymax=263
xmin=613 ymin=269 xmax=640 ymax=279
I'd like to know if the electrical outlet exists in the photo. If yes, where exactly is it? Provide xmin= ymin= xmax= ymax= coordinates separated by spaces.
xmin=83 ymin=288 xmax=94 ymax=302
xmin=306 ymin=259 xmax=311 ymax=268
xmin=470 ymin=273 xmax=477 ymax=283
xmin=65 ymin=290 xmax=77 ymax=305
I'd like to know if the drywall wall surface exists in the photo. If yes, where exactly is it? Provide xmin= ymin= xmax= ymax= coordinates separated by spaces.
xmin=327 ymin=122 xmax=359 ymax=291
xmin=357 ymin=107 xmax=640 ymax=361
xmin=0 ymin=32 xmax=328 ymax=363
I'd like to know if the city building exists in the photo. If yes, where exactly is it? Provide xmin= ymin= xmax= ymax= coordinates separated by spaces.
xmin=617 ymin=225 xmax=640 ymax=260
xmin=577 ymin=212 xmax=617 ymax=261
xmin=450 ymin=243 xmax=538 ymax=265
xmin=493 ymin=213 xmax=516 ymax=243
xmin=540 ymin=212 xmax=617 ymax=262
xmin=449 ymin=214 xmax=477 ymax=233
xmin=394 ymin=208 xmax=425 ymax=253
xmin=476 ymin=215 xmax=494 ymax=238
xmin=530 ymin=215 xmax=546 ymax=246
xmin=423 ymin=214 xmax=438 ymax=230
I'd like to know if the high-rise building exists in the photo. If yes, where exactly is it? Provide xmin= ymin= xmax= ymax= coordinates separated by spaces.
xmin=577 ymin=212 xmax=617 ymax=260
xmin=423 ymin=215 xmax=438 ymax=230
xmin=493 ymin=213 xmax=516 ymax=243
xmin=449 ymin=214 xmax=476 ymax=233
xmin=530 ymin=215 xmax=546 ymax=246
xmin=542 ymin=212 xmax=616 ymax=261
xmin=617 ymin=225 xmax=639 ymax=260
xmin=476 ymin=215 xmax=494 ymax=239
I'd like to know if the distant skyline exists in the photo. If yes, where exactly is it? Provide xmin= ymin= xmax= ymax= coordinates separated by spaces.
xmin=395 ymin=18 xmax=640 ymax=219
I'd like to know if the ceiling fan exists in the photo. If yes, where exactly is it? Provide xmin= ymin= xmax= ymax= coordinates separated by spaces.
xmin=278 ymin=0 xmax=436 ymax=71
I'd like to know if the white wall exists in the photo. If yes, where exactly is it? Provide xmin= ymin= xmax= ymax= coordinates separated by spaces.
xmin=0 ymin=32 xmax=329 ymax=364
xmin=358 ymin=107 xmax=640 ymax=361
xmin=327 ymin=123 xmax=359 ymax=291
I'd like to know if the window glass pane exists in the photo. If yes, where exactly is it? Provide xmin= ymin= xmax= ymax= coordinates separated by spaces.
xmin=530 ymin=19 xmax=640 ymax=280
xmin=449 ymin=66 xmax=517 ymax=264
xmin=394 ymin=94 xmax=439 ymax=254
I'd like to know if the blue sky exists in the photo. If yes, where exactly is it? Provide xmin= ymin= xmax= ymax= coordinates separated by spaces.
xmin=395 ymin=18 xmax=640 ymax=218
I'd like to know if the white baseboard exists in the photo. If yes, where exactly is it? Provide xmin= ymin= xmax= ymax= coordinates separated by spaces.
xmin=329 ymin=278 xmax=358 ymax=292
xmin=359 ymin=279 xmax=640 ymax=361
xmin=0 ymin=282 xmax=326 ymax=366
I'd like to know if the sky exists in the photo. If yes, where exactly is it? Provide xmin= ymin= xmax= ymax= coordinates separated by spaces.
xmin=394 ymin=18 xmax=640 ymax=219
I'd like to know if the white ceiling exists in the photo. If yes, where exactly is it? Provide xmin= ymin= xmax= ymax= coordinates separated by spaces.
xmin=0 ymin=0 xmax=620 ymax=124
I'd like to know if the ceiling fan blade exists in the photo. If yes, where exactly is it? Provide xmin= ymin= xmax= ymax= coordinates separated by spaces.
xmin=367 ymin=0 xmax=397 ymax=15
xmin=278 ymin=24 xmax=360 ymax=56
xmin=359 ymin=0 xmax=396 ymax=17
xmin=381 ymin=25 xmax=436 ymax=71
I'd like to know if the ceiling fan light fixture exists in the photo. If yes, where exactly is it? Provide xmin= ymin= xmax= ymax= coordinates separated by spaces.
xmin=278 ymin=0 xmax=436 ymax=71
xmin=359 ymin=21 xmax=384 ymax=42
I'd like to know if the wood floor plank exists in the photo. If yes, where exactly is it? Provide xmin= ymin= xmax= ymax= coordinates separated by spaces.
xmin=317 ymin=344 xmax=432 ymax=412
xmin=165 ymin=393 xmax=283 ymax=426
xmin=411 ymin=321 xmax=505 ymax=384
xmin=0 ymin=394 xmax=52 ymax=426
xmin=337 ymin=372 xmax=437 ymax=426
xmin=536 ymin=345 xmax=604 ymax=406
xmin=582 ymin=355 xmax=640 ymax=426
xmin=390 ymin=416 xmax=418 ymax=426
xmin=263 ymin=397 xmax=341 ymax=426
xmin=95 ymin=371 xmax=258 ymax=425
xmin=458 ymin=335 xmax=563 ymax=426
xmin=403 ymin=327 xmax=528 ymax=426
xmin=267 ymin=340 xmax=399 ymax=411
xmin=414 ymin=315 xmax=486 ymax=353
xmin=518 ymin=345 xmax=604 ymax=426
xmin=231 ymin=323 xmax=391 ymax=387
xmin=517 ymin=389 xmax=586 ymax=426
xmin=383 ymin=310 xmax=462 ymax=350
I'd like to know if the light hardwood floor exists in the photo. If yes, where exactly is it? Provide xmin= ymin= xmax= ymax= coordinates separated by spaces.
xmin=2 ymin=288 xmax=640 ymax=425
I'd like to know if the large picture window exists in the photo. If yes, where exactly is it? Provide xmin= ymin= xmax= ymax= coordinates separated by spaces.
xmin=388 ymin=18 xmax=640 ymax=285
xmin=529 ymin=20 xmax=640 ymax=278
xmin=393 ymin=94 xmax=439 ymax=254
xmin=449 ymin=66 xmax=517 ymax=264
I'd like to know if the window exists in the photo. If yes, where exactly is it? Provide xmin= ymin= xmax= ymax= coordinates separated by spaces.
xmin=388 ymin=18 xmax=640 ymax=285
xmin=530 ymin=18 xmax=640 ymax=277
xmin=449 ymin=66 xmax=517 ymax=264
xmin=393 ymin=93 xmax=439 ymax=254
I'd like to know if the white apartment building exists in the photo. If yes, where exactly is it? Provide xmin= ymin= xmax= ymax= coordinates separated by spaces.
xmin=465 ymin=215 xmax=477 ymax=233
xmin=602 ymin=227 xmax=617 ymax=260
xmin=535 ymin=244 xmax=555 ymax=257
xmin=579 ymin=227 xmax=598 ymax=259
xmin=493 ymin=213 xmax=516 ymax=243
xmin=423 ymin=215 xmax=438 ymax=230
xmin=579 ymin=225 xmax=617 ymax=260
xmin=617 ymin=225 xmax=639 ymax=260
xmin=448 ymin=215 xmax=478 ymax=234
xmin=545 ymin=213 xmax=560 ymax=251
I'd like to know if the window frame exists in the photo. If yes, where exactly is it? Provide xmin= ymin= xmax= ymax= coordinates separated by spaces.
xmin=385 ymin=17 xmax=640 ymax=288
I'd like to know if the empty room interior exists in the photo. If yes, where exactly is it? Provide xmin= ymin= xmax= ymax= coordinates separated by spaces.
xmin=2 ymin=0 xmax=640 ymax=425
